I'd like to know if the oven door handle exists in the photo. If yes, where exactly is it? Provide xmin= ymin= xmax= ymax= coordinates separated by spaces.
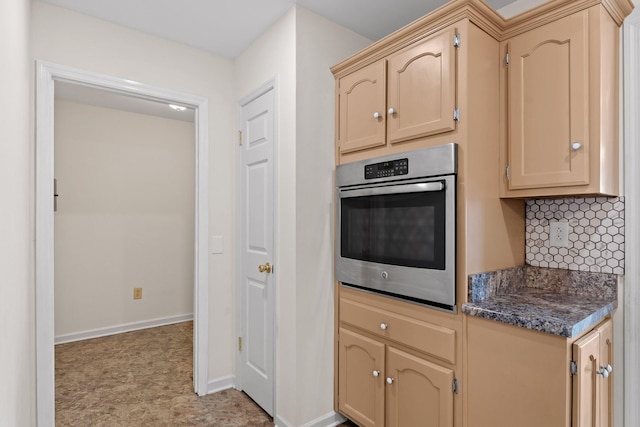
xmin=339 ymin=181 xmax=444 ymax=198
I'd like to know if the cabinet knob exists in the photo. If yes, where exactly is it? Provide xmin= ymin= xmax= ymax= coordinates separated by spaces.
xmin=388 ymin=107 xmax=396 ymax=116
xmin=571 ymin=142 xmax=583 ymax=151
xmin=372 ymin=370 xmax=380 ymax=377
xmin=373 ymin=112 xmax=381 ymax=119
xmin=386 ymin=377 xmax=394 ymax=384
xmin=380 ymin=323 xmax=388 ymax=331
xmin=597 ymin=366 xmax=610 ymax=379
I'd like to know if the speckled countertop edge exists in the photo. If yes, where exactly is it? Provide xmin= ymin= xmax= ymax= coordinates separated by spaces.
xmin=462 ymin=266 xmax=618 ymax=338
xmin=462 ymin=290 xmax=617 ymax=337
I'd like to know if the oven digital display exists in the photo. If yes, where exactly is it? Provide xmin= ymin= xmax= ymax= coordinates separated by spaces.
xmin=364 ymin=158 xmax=408 ymax=179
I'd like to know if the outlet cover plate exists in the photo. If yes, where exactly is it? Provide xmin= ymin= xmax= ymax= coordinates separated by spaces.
xmin=549 ymin=221 xmax=569 ymax=247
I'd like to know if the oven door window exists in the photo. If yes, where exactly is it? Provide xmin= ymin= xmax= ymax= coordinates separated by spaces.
xmin=340 ymin=188 xmax=446 ymax=270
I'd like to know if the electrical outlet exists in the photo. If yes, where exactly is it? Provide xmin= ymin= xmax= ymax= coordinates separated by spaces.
xmin=549 ymin=221 xmax=569 ymax=247
xmin=133 ymin=288 xmax=142 ymax=300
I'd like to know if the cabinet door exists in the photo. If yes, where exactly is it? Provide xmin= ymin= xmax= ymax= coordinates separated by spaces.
xmin=597 ymin=319 xmax=613 ymax=427
xmin=386 ymin=346 xmax=454 ymax=427
xmin=338 ymin=61 xmax=386 ymax=154
xmin=338 ymin=328 xmax=385 ymax=427
xmin=387 ymin=27 xmax=457 ymax=145
xmin=505 ymin=11 xmax=589 ymax=190
xmin=572 ymin=328 xmax=601 ymax=427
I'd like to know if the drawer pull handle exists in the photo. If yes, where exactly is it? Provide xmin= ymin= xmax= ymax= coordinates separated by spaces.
xmin=380 ymin=323 xmax=388 ymax=331
xmin=372 ymin=370 xmax=380 ymax=377
xmin=386 ymin=377 xmax=394 ymax=385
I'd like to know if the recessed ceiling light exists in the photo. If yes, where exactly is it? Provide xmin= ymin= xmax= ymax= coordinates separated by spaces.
xmin=169 ymin=104 xmax=187 ymax=111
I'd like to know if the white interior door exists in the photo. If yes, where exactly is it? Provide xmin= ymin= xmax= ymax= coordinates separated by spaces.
xmin=239 ymin=85 xmax=275 ymax=416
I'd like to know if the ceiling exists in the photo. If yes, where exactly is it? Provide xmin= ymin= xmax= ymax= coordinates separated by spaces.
xmin=40 ymin=0 xmax=515 ymax=59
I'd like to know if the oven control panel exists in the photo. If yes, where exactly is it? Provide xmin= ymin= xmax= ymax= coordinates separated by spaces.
xmin=364 ymin=158 xmax=408 ymax=179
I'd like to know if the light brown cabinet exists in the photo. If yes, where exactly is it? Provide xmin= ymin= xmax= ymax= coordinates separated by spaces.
xmin=336 ymin=26 xmax=458 ymax=160
xmin=386 ymin=347 xmax=454 ymax=427
xmin=337 ymin=61 xmax=386 ymax=154
xmin=573 ymin=318 xmax=614 ymax=427
xmin=500 ymin=5 xmax=621 ymax=198
xmin=338 ymin=328 xmax=385 ymax=427
xmin=466 ymin=316 xmax=614 ymax=427
xmin=332 ymin=0 xmax=631 ymax=425
xmin=386 ymin=27 xmax=457 ymax=146
xmin=338 ymin=289 xmax=458 ymax=427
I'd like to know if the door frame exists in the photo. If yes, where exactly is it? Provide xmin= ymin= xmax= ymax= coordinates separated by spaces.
xmin=235 ymin=78 xmax=278 ymax=410
xmin=35 ymin=61 xmax=210 ymax=426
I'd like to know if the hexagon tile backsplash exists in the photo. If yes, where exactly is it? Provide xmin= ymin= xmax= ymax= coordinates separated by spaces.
xmin=525 ymin=197 xmax=625 ymax=274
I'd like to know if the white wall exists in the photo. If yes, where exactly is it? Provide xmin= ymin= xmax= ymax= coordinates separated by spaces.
xmin=294 ymin=7 xmax=371 ymax=425
xmin=235 ymin=9 xmax=299 ymax=422
xmin=54 ymin=99 xmax=195 ymax=339
xmin=235 ymin=6 xmax=370 ymax=425
xmin=0 ymin=0 xmax=35 ymax=425
xmin=31 ymin=1 xmax=237 ymax=383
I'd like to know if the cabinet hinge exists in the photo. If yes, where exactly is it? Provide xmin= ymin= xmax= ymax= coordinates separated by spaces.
xmin=505 ymin=164 xmax=510 ymax=181
xmin=452 ymin=378 xmax=459 ymax=394
xmin=505 ymin=52 xmax=510 ymax=67
xmin=238 ymin=130 xmax=243 ymax=146
xmin=453 ymin=33 xmax=461 ymax=48
xmin=570 ymin=360 xmax=577 ymax=375
xmin=238 ymin=337 xmax=242 ymax=351
xmin=453 ymin=108 xmax=461 ymax=122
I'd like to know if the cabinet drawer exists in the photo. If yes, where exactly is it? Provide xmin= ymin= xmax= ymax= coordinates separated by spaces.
xmin=340 ymin=298 xmax=456 ymax=364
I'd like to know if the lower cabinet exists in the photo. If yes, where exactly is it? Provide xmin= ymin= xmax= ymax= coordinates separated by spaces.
xmin=386 ymin=346 xmax=454 ymax=427
xmin=338 ymin=328 xmax=385 ymax=427
xmin=466 ymin=316 xmax=614 ymax=427
xmin=573 ymin=318 xmax=614 ymax=427
xmin=338 ymin=328 xmax=454 ymax=427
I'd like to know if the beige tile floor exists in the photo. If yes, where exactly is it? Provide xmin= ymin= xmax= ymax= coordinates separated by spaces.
xmin=56 ymin=321 xmax=356 ymax=426
xmin=55 ymin=322 xmax=273 ymax=426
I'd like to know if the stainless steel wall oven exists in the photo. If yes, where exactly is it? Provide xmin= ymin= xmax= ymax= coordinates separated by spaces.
xmin=336 ymin=143 xmax=457 ymax=312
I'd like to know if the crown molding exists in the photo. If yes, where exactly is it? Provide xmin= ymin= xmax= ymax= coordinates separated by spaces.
xmin=331 ymin=0 xmax=634 ymax=77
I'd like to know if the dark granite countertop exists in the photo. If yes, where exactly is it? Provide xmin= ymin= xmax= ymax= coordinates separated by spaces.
xmin=462 ymin=266 xmax=618 ymax=338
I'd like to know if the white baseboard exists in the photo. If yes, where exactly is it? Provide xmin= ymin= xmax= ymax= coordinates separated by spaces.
xmin=54 ymin=314 xmax=194 ymax=344
xmin=275 ymin=415 xmax=293 ymax=427
xmin=301 ymin=411 xmax=347 ymax=427
xmin=207 ymin=374 xmax=236 ymax=394
xmin=275 ymin=412 xmax=346 ymax=427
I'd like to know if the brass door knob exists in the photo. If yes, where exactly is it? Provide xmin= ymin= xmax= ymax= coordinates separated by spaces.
xmin=258 ymin=262 xmax=272 ymax=273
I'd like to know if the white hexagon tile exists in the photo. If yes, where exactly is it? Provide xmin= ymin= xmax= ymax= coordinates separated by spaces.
xmin=525 ymin=197 xmax=625 ymax=274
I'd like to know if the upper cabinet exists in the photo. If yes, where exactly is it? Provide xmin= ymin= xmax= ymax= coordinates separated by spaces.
xmin=386 ymin=27 xmax=457 ymax=145
xmin=500 ymin=5 xmax=623 ymax=198
xmin=338 ymin=61 xmax=386 ymax=154
xmin=504 ymin=12 xmax=589 ymax=190
xmin=336 ymin=26 xmax=459 ymax=162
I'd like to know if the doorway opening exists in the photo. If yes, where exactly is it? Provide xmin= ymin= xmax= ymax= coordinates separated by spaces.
xmin=36 ymin=61 xmax=210 ymax=426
